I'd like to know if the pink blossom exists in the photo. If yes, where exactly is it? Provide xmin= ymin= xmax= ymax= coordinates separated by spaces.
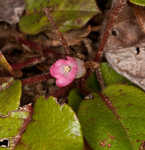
xmin=50 ymin=56 xmax=78 ymax=87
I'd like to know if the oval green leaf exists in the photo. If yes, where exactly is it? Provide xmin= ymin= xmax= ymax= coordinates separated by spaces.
xmin=15 ymin=96 xmax=84 ymax=150
xmin=78 ymin=85 xmax=145 ymax=150
xmin=78 ymin=93 xmax=133 ymax=150
xmin=103 ymin=84 xmax=145 ymax=149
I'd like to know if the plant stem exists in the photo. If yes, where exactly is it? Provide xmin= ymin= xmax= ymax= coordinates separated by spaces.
xmin=17 ymin=37 xmax=63 ymax=57
xmin=44 ymin=8 xmax=71 ymax=56
xmin=99 ymin=92 xmax=120 ymax=119
xmin=95 ymin=0 xmax=127 ymax=90
xmin=95 ymin=0 xmax=127 ymax=62
xmin=12 ymin=57 xmax=45 ymax=70
xmin=22 ymin=73 xmax=50 ymax=85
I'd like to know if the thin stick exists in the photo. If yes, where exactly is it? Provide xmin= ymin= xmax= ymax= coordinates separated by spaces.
xmin=44 ymin=8 xmax=71 ymax=55
xmin=12 ymin=57 xmax=45 ymax=70
xmin=22 ymin=73 xmax=50 ymax=85
xmin=17 ymin=37 xmax=63 ymax=57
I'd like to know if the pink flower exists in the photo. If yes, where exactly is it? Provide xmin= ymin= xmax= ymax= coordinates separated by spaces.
xmin=50 ymin=56 xmax=78 ymax=87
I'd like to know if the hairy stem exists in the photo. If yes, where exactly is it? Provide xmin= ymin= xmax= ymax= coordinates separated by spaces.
xmin=95 ymin=0 xmax=127 ymax=62
xmin=22 ymin=73 xmax=50 ymax=85
xmin=44 ymin=8 xmax=71 ymax=56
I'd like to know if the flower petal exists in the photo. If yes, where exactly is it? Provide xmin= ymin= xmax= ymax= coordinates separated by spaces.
xmin=50 ymin=57 xmax=78 ymax=87
xmin=50 ymin=59 xmax=67 ymax=78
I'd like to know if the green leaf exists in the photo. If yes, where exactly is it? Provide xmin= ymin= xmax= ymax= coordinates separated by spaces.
xmin=25 ymin=0 xmax=49 ymax=12
xmin=78 ymin=84 xmax=145 ymax=150
xmin=103 ymin=84 xmax=145 ymax=149
xmin=78 ymin=93 xmax=133 ymax=150
xmin=15 ymin=96 xmax=84 ymax=150
xmin=19 ymin=13 xmax=48 ymax=35
xmin=0 ymin=80 xmax=21 ymax=115
xmin=0 ymin=52 xmax=14 ymax=75
xmin=86 ymin=72 xmax=100 ymax=92
xmin=0 ymin=80 xmax=30 ymax=150
xmin=68 ymin=89 xmax=83 ymax=112
xmin=100 ymin=63 xmax=130 ymax=86
xmin=20 ymin=0 xmax=99 ymax=34
xmin=0 ymin=104 xmax=32 ymax=150
xmin=129 ymin=0 xmax=145 ymax=6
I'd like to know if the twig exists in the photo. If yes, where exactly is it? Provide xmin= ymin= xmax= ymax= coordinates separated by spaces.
xmin=22 ymin=73 xmax=50 ymax=85
xmin=17 ymin=37 xmax=43 ymax=53
xmin=44 ymin=8 xmax=71 ymax=55
xmin=12 ymin=57 xmax=45 ymax=70
xmin=1 ymin=43 xmax=20 ymax=52
xmin=17 ymin=37 xmax=63 ymax=57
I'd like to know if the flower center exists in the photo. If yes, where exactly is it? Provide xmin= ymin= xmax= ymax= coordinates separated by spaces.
xmin=64 ymin=66 xmax=71 ymax=73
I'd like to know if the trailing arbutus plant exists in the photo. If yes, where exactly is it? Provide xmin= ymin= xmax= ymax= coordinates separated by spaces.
xmin=0 ymin=0 xmax=145 ymax=150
